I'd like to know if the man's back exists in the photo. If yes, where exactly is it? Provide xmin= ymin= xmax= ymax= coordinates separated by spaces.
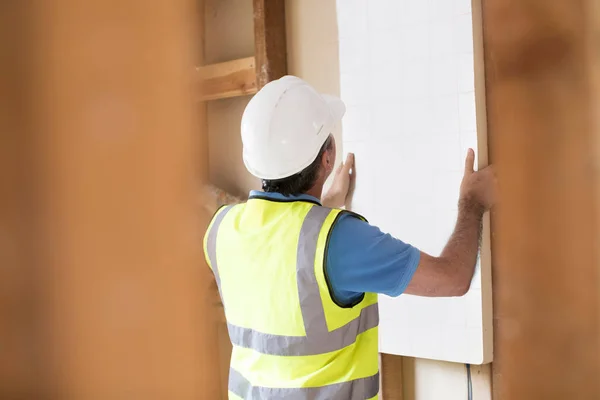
xmin=204 ymin=196 xmax=379 ymax=399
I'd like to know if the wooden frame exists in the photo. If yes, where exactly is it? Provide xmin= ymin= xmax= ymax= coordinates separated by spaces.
xmin=196 ymin=0 xmax=287 ymax=101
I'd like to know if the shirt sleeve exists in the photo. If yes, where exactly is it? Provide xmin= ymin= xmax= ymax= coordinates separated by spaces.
xmin=325 ymin=213 xmax=421 ymax=305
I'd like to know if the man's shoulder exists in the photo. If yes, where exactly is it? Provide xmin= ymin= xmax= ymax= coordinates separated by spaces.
xmin=330 ymin=208 xmax=367 ymax=223
xmin=329 ymin=211 xmax=379 ymax=243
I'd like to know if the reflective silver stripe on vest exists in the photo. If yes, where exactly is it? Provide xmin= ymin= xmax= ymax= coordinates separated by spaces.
xmin=226 ymin=302 xmax=378 ymax=356
xmin=206 ymin=205 xmax=379 ymax=355
xmin=229 ymin=367 xmax=379 ymax=400
xmin=206 ymin=205 xmax=234 ymax=306
xmin=296 ymin=206 xmax=331 ymax=336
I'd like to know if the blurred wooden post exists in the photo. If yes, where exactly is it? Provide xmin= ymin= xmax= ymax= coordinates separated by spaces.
xmin=483 ymin=0 xmax=600 ymax=399
xmin=0 ymin=0 xmax=221 ymax=398
xmin=0 ymin=3 xmax=42 ymax=397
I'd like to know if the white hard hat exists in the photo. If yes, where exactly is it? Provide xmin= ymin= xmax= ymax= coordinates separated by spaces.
xmin=241 ymin=75 xmax=346 ymax=180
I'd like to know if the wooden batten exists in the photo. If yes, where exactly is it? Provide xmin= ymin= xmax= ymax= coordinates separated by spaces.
xmin=196 ymin=56 xmax=258 ymax=101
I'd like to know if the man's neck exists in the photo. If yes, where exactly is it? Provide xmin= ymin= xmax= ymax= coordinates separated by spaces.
xmin=305 ymin=185 xmax=324 ymax=202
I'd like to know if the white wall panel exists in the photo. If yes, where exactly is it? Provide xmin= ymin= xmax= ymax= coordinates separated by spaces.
xmin=337 ymin=0 xmax=492 ymax=364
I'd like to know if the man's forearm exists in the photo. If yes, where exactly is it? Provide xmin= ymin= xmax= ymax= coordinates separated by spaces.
xmin=439 ymin=199 xmax=484 ymax=292
xmin=404 ymin=150 xmax=494 ymax=297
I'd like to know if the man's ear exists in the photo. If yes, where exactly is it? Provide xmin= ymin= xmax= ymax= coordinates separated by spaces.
xmin=322 ymin=149 xmax=333 ymax=176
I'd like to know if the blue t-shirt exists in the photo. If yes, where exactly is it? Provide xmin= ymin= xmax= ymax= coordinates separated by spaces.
xmin=249 ymin=191 xmax=421 ymax=305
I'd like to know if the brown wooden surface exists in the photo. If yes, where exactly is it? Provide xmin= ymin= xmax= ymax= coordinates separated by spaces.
xmin=380 ymin=353 xmax=404 ymax=400
xmin=482 ymin=1 xmax=600 ymax=399
xmin=0 ymin=3 xmax=43 ymax=397
xmin=472 ymin=0 xmax=495 ymax=364
xmin=0 ymin=0 xmax=223 ymax=398
xmin=253 ymin=0 xmax=288 ymax=88
xmin=197 ymin=57 xmax=258 ymax=101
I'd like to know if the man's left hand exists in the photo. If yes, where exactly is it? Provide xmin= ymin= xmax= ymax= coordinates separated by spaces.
xmin=322 ymin=153 xmax=355 ymax=209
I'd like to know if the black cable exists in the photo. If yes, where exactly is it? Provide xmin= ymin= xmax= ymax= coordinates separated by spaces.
xmin=466 ymin=363 xmax=473 ymax=400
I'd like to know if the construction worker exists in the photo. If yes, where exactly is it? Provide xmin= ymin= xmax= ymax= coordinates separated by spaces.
xmin=204 ymin=76 xmax=495 ymax=399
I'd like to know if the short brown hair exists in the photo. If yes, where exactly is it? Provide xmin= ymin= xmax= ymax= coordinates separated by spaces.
xmin=262 ymin=135 xmax=333 ymax=196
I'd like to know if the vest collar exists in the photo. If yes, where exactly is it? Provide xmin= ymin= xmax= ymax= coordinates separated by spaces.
xmin=248 ymin=190 xmax=322 ymax=206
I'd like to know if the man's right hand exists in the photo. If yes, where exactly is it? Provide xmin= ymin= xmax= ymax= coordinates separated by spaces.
xmin=459 ymin=148 xmax=496 ymax=211
xmin=405 ymin=148 xmax=496 ymax=297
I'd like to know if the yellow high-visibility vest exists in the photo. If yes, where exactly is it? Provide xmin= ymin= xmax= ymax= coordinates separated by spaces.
xmin=204 ymin=196 xmax=379 ymax=400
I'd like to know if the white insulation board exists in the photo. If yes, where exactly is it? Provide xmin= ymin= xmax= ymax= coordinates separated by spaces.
xmin=336 ymin=0 xmax=493 ymax=364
